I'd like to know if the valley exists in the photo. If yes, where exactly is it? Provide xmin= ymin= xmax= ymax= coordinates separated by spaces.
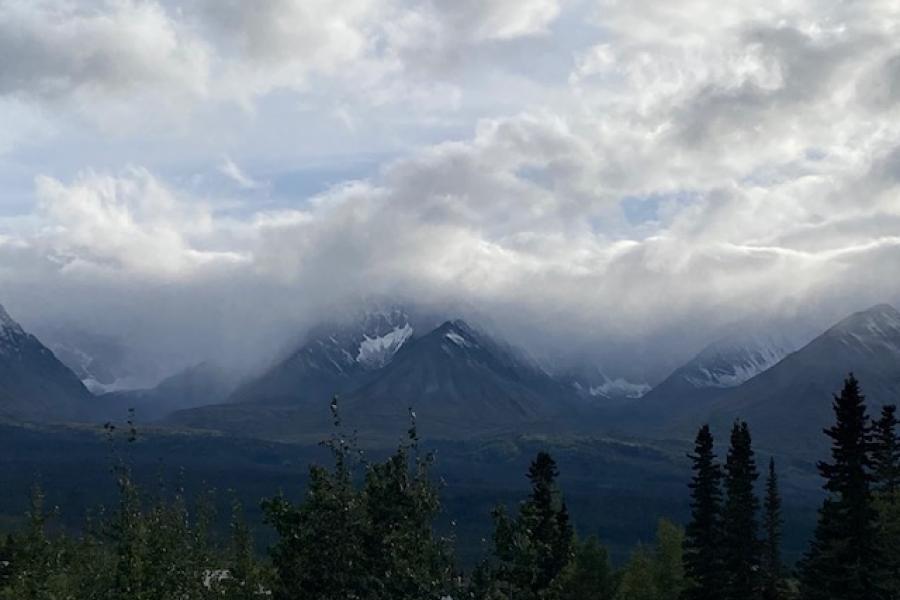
xmin=2 ymin=300 xmax=896 ymax=564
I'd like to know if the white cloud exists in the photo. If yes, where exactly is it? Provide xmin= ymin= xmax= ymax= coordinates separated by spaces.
xmin=0 ymin=0 xmax=209 ymax=100
xmin=0 ymin=0 xmax=899 ymax=381
xmin=218 ymin=157 xmax=262 ymax=190
xmin=34 ymin=168 xmax=245 ymax=278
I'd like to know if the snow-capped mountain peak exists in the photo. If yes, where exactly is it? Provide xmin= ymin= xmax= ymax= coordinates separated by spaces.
xmin=0 ymin=303 xmax=27 ymax=353
xmin=0 ymin=303 xmax=24 ymax=334
xmin=285 ymin=307 xmax=419 ymax=375
xmin=676 ymin=331 xmax=799 ymax=389
xmin=357 ymin=322 xmax=414 ymax=369
xmin=827 ymin=303 xmax=900 ymax=355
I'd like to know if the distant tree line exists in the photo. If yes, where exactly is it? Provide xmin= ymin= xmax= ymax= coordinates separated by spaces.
xmin=0 ymin=376 xmax=898 ymax=599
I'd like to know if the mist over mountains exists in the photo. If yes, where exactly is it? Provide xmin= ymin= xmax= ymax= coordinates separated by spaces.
xmin=0 ymin=294 xmax=894 ymax=564
xmin=2 ymin=296 xmax=898 ymax=459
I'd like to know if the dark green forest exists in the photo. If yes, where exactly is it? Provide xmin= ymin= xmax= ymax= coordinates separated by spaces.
xmin=0 ymin=376 xmax=897 ymax=599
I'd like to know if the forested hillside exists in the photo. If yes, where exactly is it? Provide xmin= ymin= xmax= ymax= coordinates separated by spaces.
xmin=1 ymin=376 xmax=898 ymax=599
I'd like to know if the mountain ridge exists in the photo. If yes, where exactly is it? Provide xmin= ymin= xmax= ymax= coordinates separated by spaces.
xmin=167 ymin=315 xmax=581 ymax=441
xmin=668 ymin=303 xmax=900 ymax=456
xmin=0 ymin=302 xmax=100 ymax=423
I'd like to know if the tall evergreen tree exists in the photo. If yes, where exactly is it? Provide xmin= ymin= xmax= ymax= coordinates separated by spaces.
xmin=682 ymin=425 xmax=723 ymax=600
xmin=721 ymin=421 xmax=761 ymax=600
xmin=872 ymin=404 xmax=900 ymax=598
xmin=525 ymin=452 xmax=574 ymax=590
xmin=487 ymin=451 xmax=574 ymax=600
xmin=873 ymin=405 xmax=900 ymax=497
xmin=761 ymin=458 xmax=786 ymax=600
xmin=799 ymin=374 xmax=886 ymax=600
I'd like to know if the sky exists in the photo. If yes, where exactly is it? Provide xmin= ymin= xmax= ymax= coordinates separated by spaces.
xmin=1 ymin=0 xmax=900 ymax=384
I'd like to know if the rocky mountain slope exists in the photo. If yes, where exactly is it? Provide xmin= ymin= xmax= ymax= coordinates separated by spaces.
xmin=168 ymin=315 xmax=579 ymax=441
xmin=0 ymin=303 xmax=99 ymax=422
xmin=699 ymin=304 xmax=900 ymax=456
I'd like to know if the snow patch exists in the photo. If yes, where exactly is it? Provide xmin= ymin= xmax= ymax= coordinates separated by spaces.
xmin=682 ymin=336 xmax=793 ymax=388
xmin=589 ymin=378 xmax=652 ymax=399
xmin=444 ymin=331 xmax=473 ymax=348
xmin=357 ymin=323 xmax=414 ymax=369
xmin=830 ymin=304 xmax=900 ymax=356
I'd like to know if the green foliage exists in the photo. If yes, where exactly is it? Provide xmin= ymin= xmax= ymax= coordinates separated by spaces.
xmin=682 ymin=425 xmax=723 ymax=600
xmin=872 ymin=405 xmax=900 ymax=496
xmin=873 ymin=405 xmax=900 ymax=597
xmin=556 ymin=536 xmax=615 ymax=600
xmin=874 ymin=492 xmax=900 ymax=599
xmin=799 ymin=374 xmax=886 ymax=600
xmin=722 ymin=421 xmax=761 ymax=600
xmin=653 ymin=519 xmax=686 ymax=600
xmin=616 ymin=544 xmax=658 ymax=600
xmin=262 ymin=401 xmax=456 ymax=600
xmin=0 ymin=428 xmax=268 ymax=600
xmin=478 ymin=451 xmax=575 ymax=600
xmin=761 ymin=458 xmax=788 ymax=600
xmin=1 ymin=485 xmax=67 ymax=599
xmin=222 ymin=498 xmax=270 ymax=599
xmin=11 ymin=382 xmax=900 ymax=600
xmin=615 ymin=520 xmax=685 ymax=600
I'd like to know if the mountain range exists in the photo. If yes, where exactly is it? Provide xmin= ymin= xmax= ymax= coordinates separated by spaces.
xmin=167 ymin=313 xmax=580 ymax=441
xmin=0 ymin=299 xmax=899 ymax=458
xmin=696 ymin=304 xmax=900 ymax=456
xmin=626 ymin=329 xmax=803 ymax=424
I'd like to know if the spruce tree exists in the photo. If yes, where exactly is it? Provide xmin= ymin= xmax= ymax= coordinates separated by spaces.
xmin=487 ymin=451 xmax=574 ymax=600
xmin=872 ymin=405 xmax=900 ymax=497
xmin=872 ymin=404 xmax=900 ymax=598
xmin=761 ymin=458 xmax=786 ymax=600
xmin=522 ymin=452 xmax=574 ymax=593
xmin=722 ymin=421 xmax=761 ymax=600
xmin=799 ymin=374 xmax=885 ymax=600
xmin=682 ymin=425 xmax=723 ymax=600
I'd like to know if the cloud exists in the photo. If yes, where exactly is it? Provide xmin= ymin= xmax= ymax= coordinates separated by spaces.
xmin=0 ymin=0 xmax=208 ymax=100
xmin=218 ymin=157 xmax=262 ymax=190
xmin=0 ymin=0 xmax=900 ymax=384
xmin=5 ymin=103 xmax=898 ymax=378
xmin=33 ymin=168 xmax=246 ymax=278
xmin=0 ymin=0 xmax=564 ymax=118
